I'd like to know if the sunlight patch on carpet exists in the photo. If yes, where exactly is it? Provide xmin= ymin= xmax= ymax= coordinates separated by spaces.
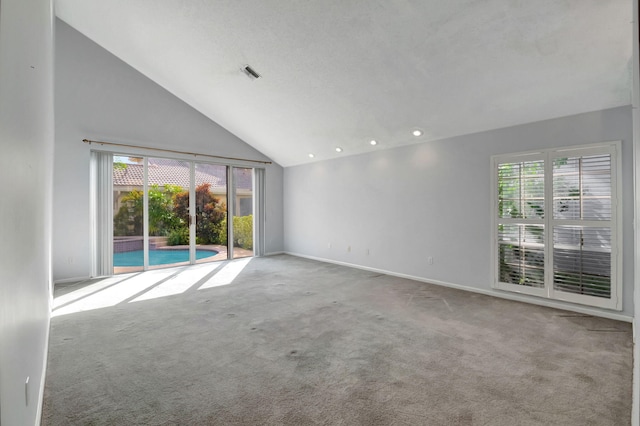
xmin=53 ymin=268 xmax=179 ymax=316
xmin=131 ymin=263 xmax=220 ymax=302
xmin=199 ymin=258 xmax=252 ymax=289
xmin=53 ymin=274 xmax=137 ymax=309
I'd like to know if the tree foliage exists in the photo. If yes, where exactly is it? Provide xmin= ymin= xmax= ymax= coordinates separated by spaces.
xmin=113 ymin=184 xmax=184 ymax=237
xmin=113 ymin=183 xmax=239 ymax=247
xmin=173 ymin=183 xmax=227 ymax=245
xmin=114 ymin=189 xmax=143 ymax=236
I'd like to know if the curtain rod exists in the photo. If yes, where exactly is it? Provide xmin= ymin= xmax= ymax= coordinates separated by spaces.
xmin=82 ymin=139 xmax=272 ymax=165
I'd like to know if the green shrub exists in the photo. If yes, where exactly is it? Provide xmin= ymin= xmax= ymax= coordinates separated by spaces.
xmin=214 ymin=215 xmax=252 ymax=249
xmin=233 ymin=215 xmax=253 ymax=250
xmin=214 ymin=217 xmax=228 ymax=246
xmin=167 ymin=227 xmax=189 ymax=246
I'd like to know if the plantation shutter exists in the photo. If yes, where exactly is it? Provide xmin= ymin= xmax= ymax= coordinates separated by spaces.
xmin=496 ymin=158 xmax=545 ymax=290
xmin=493 ymin=143 xmax=620 ymax=310
xmin=551 ymin=154 xmax=614 ymax=299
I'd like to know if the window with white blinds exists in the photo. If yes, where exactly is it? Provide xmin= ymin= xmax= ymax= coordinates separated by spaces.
xmin=497 ymin=158 xmax=545 ymax=289
xmin=492 ymin=143 xmax=621 ymax=310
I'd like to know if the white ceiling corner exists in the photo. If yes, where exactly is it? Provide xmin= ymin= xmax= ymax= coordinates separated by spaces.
xmin=55 ymin=0 xmax=633 ymax=167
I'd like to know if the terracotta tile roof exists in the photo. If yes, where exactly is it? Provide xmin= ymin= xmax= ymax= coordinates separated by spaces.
xmin=113 ymin=160 xmax=252 ymax=191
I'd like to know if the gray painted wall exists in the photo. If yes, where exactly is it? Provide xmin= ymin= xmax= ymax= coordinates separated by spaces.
xmin=0 ymin=0 xmax=54 ymax=424
xmin=284 ymin=106 xmax=634 ymax=318
xmin=53 ymin=20 xmax=285 ymax=282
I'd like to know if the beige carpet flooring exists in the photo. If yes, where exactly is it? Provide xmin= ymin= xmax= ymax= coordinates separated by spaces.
xmin=42 ymin=255 xmax=632 ymax=425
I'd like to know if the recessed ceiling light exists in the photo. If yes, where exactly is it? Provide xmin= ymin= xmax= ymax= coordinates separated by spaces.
xmin=412 ymin=129 xmax=423 ymax=137
xmin=308 ymin=153 xmax=315 ymax=158
xmin=370 ymin=140 xmax=378 ymax=146
xmin=335 ymin=147 xmax=343 ymax=153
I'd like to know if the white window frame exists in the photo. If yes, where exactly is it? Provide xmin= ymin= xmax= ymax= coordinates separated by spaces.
xmin=491 ymin=141 xmax=622 ymax=311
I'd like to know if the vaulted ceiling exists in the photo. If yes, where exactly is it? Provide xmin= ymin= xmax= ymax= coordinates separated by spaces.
xmin=55 ymin=0 xmax=632 ymax=167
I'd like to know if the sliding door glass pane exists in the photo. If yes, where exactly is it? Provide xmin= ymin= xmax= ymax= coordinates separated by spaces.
xmin=147 ymin=158 xmax=192 ymax=269
xmin=194 ymin=163 xmax=227 ymax=263
xmin=233 ymin=167 xmax=254 ymax=259
xmin=113 ymin=156 xmax=144 ymax=274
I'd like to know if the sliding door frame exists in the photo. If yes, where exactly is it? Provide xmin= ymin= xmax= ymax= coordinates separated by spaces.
xmin=254 ymin=168 xmax=266 ymax=257
xmin=227 ymin=165 xmax=235 ymax=260
xmin=91 ymin=145 xmax=265 ymax=275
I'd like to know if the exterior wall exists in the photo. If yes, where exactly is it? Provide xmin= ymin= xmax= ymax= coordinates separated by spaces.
xmin=0 ymin=0 xmax=54 ymax=424
xmin=53 ymin=19 xmax=284 ymax=282
xmin=284 ymin=106 xmax=635 ymax=318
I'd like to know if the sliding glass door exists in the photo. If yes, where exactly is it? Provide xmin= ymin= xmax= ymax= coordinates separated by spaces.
xmin=231 ymin=167 xmax=254 ymax=259
xmin=112 ymin=156 xmax=145 ymax=273
xmin=194 ymin=163 xmax=228 ymax=264
xmin=148 ymin=158 xmax=192 ymax=269
xmin=107 ymin=153 xmax=258 ymax=274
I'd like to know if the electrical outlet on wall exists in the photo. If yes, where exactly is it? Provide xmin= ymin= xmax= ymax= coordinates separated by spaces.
xmin=428 ymin=256 xmax=434 ymax=265
xmin=347 ymin=245 xmax=351 ymax=252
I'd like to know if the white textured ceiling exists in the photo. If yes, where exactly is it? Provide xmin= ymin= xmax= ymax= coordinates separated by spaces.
xmin=55 ymin=0 xmax=632 ymax=167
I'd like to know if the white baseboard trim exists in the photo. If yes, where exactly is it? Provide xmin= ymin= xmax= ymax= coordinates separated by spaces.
xmin=285 ymin=252 xmax=633 ymax=323
xmin=265 ymin=251 xmax=285 ymax=256
xmin=53 ymin=276 xmax=92 ymax=285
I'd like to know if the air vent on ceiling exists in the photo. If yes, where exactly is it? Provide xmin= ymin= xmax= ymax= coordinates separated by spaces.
xmin=242 ymin=65 xmax=261 ymax=80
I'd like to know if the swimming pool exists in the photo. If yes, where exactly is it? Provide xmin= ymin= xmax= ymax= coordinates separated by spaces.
xmin=113 ymin=249 xmax=218 ymax=267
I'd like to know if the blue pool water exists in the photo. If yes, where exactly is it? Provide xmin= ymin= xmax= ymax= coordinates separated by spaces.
xmin=114 ymin=249 xmax=218 ymax=267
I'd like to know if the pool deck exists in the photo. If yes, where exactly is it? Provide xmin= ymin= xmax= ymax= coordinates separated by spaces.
xmin=113 ymin=244 xmax=253 ymax=274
